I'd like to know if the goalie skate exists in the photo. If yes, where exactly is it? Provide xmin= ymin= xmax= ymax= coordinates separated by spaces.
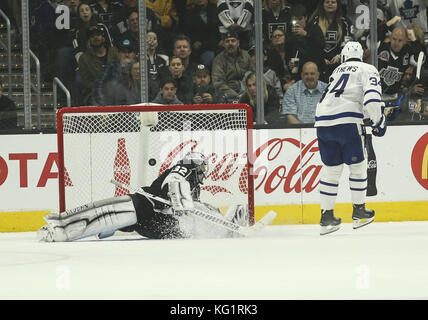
xmin=320 ymin=210 xmax=341 ymax=235
xmin=352 ymin=204 xmax=374 ymax=230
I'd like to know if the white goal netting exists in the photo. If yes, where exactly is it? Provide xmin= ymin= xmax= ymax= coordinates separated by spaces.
xmin=57 ymin=104 xmax=254 ymax=222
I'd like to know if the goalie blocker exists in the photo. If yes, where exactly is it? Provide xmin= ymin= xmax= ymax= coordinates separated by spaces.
xmin=38 ymin=152 xmax=252 ymax=241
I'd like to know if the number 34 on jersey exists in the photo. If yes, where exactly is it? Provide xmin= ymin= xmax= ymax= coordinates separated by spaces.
xmin=315 ymin=61 xmax=382 ymax=127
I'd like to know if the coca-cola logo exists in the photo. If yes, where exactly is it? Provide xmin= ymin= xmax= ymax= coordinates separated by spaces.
xmin=252 ymin=137 xmax=321 ymax=194
xmin=159 ymin=137 xmax=322 ymax=196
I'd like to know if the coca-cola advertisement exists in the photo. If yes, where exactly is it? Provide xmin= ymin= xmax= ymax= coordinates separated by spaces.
xmin=1 ymin=127 xmax=427 ymax=219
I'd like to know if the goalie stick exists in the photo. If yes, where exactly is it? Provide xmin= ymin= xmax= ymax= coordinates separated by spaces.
xmin=110 ymin=179 xmax=277 ymax=236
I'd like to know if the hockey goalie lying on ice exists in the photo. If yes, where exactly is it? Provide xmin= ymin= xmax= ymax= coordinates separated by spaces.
xmin=38 ymin=152 xmax=269 ymax=242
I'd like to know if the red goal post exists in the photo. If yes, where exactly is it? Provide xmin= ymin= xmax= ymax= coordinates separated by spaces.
xmin=57 ymin=104 xmax=255 ymax=224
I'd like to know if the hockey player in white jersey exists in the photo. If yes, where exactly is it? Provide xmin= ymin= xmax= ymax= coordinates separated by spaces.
xmin=315 ymin=41 xmax=387 ymax=235
xmin=37 ymin=152 xmax=250 ymax=242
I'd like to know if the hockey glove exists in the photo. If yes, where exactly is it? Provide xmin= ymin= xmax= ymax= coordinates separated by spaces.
xmin=383 ymin=98 xmax=401 ymax=121
xmin=371 ymin=114 xmax=387 ymax=137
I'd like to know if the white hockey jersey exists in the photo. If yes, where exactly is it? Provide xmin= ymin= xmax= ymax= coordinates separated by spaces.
xmin=314 ymin=61 xmax=383 ymax=127
xmin=217 ymin=0 xmax=254 ymax=33
xmin=389 ymin=0 xmax=428 ymax=34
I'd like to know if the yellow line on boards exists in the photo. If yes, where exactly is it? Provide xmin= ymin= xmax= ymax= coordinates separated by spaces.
xmin=1 ymin=201 xmax=428 ymax=232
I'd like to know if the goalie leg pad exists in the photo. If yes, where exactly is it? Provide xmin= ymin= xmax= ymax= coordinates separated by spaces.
xmin=39 ymin=196 xmax=137 ymax=242
xmin=224 ymin=204 xmax=249 ymax=227
xmin=178 ymin=202 xmax=239 ymax=238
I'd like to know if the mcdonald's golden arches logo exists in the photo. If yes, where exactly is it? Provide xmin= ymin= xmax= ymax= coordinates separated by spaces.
xmin=411 ymin=132 xmax=428 ymax=190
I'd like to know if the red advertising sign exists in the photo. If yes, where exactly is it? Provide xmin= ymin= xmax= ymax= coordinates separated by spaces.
xmin=411 ymin=132 xmax=428 ymax=190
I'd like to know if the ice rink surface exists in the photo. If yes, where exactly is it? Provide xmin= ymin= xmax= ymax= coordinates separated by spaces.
xmin=0 ymin=221 xmax=427 ymax=300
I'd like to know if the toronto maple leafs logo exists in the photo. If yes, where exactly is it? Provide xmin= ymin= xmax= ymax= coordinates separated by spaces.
xmin=399 ymin=0 xmax=420 ymax=23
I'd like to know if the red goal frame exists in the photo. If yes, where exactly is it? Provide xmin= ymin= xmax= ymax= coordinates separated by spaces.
xmin=57 ymin=104 xmax=255 ymax=224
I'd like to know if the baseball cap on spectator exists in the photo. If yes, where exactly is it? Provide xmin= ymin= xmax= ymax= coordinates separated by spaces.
xmin=195 ymin=64 xmax=210 ymax=77
xmin=117 ymin=38 xmax=134 ymax=53
xmin=222 ymin=30 xmax=239 ymax=40
xmin=87 ymin=25 xmax=105 ymax=38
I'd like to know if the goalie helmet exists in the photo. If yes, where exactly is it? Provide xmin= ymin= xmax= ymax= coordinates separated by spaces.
xmin=178 ymin=152 xmax=209 ymax=185
xmin=341 ymin=41 xmax=364 ymax=63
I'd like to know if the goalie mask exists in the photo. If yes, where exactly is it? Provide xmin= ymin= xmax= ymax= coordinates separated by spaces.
xmin=178 ymin=152 xmax=209 ymax=185
xmin=341 ymin=41 xmax=364 ymax=63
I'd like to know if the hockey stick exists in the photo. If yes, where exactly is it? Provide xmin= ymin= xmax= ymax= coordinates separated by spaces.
xmin=365 ymin=131 xmax=377 ymax=196
xmin=110 ymin=179 xmax=277 ymax=236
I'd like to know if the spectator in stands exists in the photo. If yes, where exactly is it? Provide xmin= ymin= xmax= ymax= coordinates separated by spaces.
xmin=265 ymin=28 xmax=295 ymax=93
xmin=92 ymin=38 xmax=136 ymax=105
xmin=309 ymin=0 xmax=353 ymax=82
xmin=110 ymin=1 xmax=160 ymax=48
xmin=377 ymin=26 xmax=424 ymax=99
xmin=406 ymin=23 xmax=427 ymax=61
xmin=73 ymin=2 xmax=112 ymax=64
xmin=172 ymin=34 xmax=197 ymax=80
xmin=280 ymin=61 xmax=327 ymax=124
xmin=151 ymin=77 xmax=184 ymax=105
xmin=147 ymin=31 xmax=169 ymax=102
xmin=107 ymin=60 xmax=142 ymax=105
xmin=0 ymin=80 xmax=17 ymax=130
xmin=217 ymin=0 xmax=254 ymax=50
xmin=52 ymin=0 xmax=81 ymax=103
xmin=392 ymin=63 xmax=428 ymax=121
xmin=288 ymin=0 xmax=318 ymax=18
xmin=238 ymin=72 xmax=281 ymax=124
xmin=192 ymin=64 xmax=220 ymax=104
xmin=285 ymin=4 xmax=325 ymax=81
xmin=243 ymin=46 xmax=283 ymax=99
xmin=211 ymin=31 xmax=252 ymax=102
xmin=29 ymin=0 xmax=58 ymax=81
xmin=146 ymin=0 xmax=180 ymax=54
xmin=158 ymin=56 xmax=194 ymax=104
xmin=181 ymin=0 xmax=220 ymax=69
xmin=78 ymin=25 xmax=118 ymax=106
xmin=113 ymin=9 xmax=139 ymax=54
xmin=262 ymin=0 xmax=291 ymax=45
xmin=90 ymin=0 xmax=124 ymax=32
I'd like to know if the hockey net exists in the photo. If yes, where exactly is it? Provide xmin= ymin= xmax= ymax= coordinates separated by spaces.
xmin=57 ymin=104 xmax=254 ymax=224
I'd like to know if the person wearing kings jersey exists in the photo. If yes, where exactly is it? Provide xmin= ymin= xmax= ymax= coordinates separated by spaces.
xmin=315 ymin=41 xmax=387 ymax=235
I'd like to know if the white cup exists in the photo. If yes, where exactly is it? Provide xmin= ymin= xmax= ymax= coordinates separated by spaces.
xmin=291 ymin=57 xmax=299 ymax=74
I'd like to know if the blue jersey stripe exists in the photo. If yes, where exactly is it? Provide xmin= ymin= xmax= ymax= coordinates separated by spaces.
xmin=320 ymin=180 xmax=339 ymax=187
xmin=349 ymin=177 xmax=367 ymax=182
xmin=350 ymin=187 xmax=367 ymax=191
xmin=364 ymin=99 xmax=382 ymax=106
xmin=320 ymin=191 xmax=337 ymax=196
xmin=364 ymin=89 xmax=381 ymax=97
xmin=315 ymin=112 xmax=364 ymax=121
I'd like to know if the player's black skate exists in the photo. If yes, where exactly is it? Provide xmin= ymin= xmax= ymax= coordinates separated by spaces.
xmin=352 ymin=204 xmax=374 ymax=229
xmin=320 ymin=209 xmax=341 ymax=235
